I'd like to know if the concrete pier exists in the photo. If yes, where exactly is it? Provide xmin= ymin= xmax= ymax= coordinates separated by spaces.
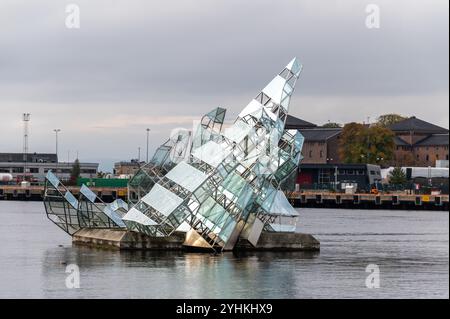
xmin=72 ymin=229 xmax=320 ymax=252
xmin=235 ymin=232 xmax=320 ymax=251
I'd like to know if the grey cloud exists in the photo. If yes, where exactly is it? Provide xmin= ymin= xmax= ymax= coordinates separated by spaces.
xmin=0 ymin=0 xmax=448 ymax=170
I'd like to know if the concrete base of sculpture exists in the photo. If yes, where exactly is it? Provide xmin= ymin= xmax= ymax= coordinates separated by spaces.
xmin=235 ymin=232 xmax=320 ymax=251
xmin=72 ymin=228 xmax=320 ymax=251
xmin=72 ymin=228 xmax=186 ymax=250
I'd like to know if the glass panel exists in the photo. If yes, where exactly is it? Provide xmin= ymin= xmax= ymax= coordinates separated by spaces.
xmin=219 ymin=218 xmax=237 ymax=242
xmin=80 ymin=184 xmax=97 ymax=203
xmin=165 ymin=162 xmax=208 ymax=192
xmin=223 ymin=120 xmax=253 ymax=143
xmin=262 ymin=75 xmax=286 ymax=104
xmin=239 ymin=100 xmax=263 ymax=119
xmin=151 ymin=145 xmax=171 ymax=166
xmin=64 ymin=191 xmax=78 ymax=209
xmin=103 ymin=205 xmax=126 ymax=227
xmin=197 ymin=197 xmax=228 ymax=229
xmin=221 ymin=172 xmax=246 ymax=197
xmin=192 ymin=141 xmax=230 ymax=168
xmin=141 ymin=184 xmax=183 ymax=217
xmin=269 ymin=191 xmax=299 ymax=217
xmin=236 ymin=185 xmax=253 ymax=210
xmin=123 ymin=207 xmax=158 ymax=226
xmin=269 ymin=224 xmax=296 ymax=233
xmin=46 ymin=171 xmax=60 ymax=188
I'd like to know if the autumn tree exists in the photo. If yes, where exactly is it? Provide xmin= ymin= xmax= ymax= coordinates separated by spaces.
xmin=376 ymin=114 xmax=407 ymax=127
xmin=321 ymin=122 xmax=342 ymax=128
xmin=339 ymin=123 xmax=395 ymax=164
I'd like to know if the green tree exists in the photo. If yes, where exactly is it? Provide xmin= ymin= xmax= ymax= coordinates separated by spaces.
xmin=388 ymin=167 xmax=407 ymax=185
xmin=339 ymin=123 xmax=395 ymax=164
xmin=322 ymin=122 xmax=342 ymax=128
xmin=70 ymin=159 xmax=81 ymax=184
xmin=376 ymin=114 xmax=407 ymax=127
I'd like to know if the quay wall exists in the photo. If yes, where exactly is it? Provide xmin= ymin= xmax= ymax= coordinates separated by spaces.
xmin=1 ymin=185 xmax=448 ymax=211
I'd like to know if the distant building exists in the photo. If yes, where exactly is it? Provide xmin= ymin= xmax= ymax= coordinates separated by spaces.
xmin=297 ymin=163 xmax=382 ymax=191
xmin=287 ymin=115 xmax=449 ymax=167
xmin=0 ymin=153 xmax=98 ymax=183
xmin=299 ymin=128 xmax=342 ymax=164
xmin=286 ymin=115 xmax=343 ymax=164
xmin=285 ymin=115 xmax=317 ymax=129
xmin=389 ymin=117 xmax=449 ymax=167
xmin=113 ymin=160 xmax=144 ymax=176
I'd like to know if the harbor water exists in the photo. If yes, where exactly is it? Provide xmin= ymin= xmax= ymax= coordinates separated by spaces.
xmin=0 ymin=201 xmax=448 ymax=299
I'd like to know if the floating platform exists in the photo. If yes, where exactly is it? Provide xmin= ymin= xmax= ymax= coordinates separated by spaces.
xmin=0 ymin=185 xmax=127 ymax=202
xmin=72 ymin=228 xmax=320 ymax=252
xmin=289 ymin=192 xmax=449 ymax=211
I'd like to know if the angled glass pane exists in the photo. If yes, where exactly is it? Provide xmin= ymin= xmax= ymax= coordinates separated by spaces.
xmin=269 ymin=191 xmax=299 ymax=217
xmin=103 ymin=206 xmax=126 ymax=227
xmin=221 ymin=172 xmax=246 ymax=197
xmin=64 ymin=191 xmax=78 ymax=209
xmin=165 ymin=162 xmax=208 ymax=192
xmin=192 ymin=141 xmax=230 ymax=168
xmin=151 ymin=145 xmax=171 ymax=165
xmin=269 ymin=224 xmax=296 ymax=233
xmin=109 ymin=199 xmax=129 ymax=213
xmin=80 ymin=184 xmax=97 ymax=203
xmin=219 ymin=218 xmax=237 ymax=242
xmin=46 ymin=171 xmax=60 ymax=188
xmin=123 ymin=207 xmax=158 ymax=226
xmin=141 ymin=184 xmax=183 ymax=216
xmin=238 ymin=99 xmax=263 ymax=119
xmin=223 ymin=120 xmax=253 ymax=144
xmin=262 ymin=75 xmax=286 ymax=105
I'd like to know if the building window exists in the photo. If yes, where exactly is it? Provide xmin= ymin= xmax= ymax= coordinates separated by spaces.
xmin=426 ymin=154 xmax=429 ymax=161
xmin=81 ymin=169 xmax=97 ymax=174
xmin=446 ymin=154 xmax=449 ymax=160
xmin=309 ymin=150 xmax=312 ymax=158
xmin=29 ymin=168 xmax=39 ymax=173
xmin=12 ymin=167 xmax=24 ymax=173
xmin=320 ymin=150 xmax=323 ymax=158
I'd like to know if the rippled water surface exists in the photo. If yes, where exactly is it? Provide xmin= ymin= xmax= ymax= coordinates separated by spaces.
xmin=0 ymin=201 xmax=448 ymax=298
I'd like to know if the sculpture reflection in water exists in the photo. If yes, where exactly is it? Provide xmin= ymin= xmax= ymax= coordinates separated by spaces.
xmin=43 ymin=58 xmax=305 ymax=253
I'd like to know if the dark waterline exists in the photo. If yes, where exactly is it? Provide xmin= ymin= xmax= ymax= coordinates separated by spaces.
xmin=0 ymin=201 xmax=448 ymax=299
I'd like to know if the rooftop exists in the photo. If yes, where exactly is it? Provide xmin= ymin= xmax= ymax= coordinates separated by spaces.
xmin=298 ymin=128 xmax=342 ymax=142
xmin=389 ymin=116 xmax=449 ymax=134
xmin=393 ymin=136 xmax=410 ymax=146
xmin=285 ymin=115 xmax=317 ymax=129
xmin=415 ymin=134 xmax=449 ymax=147
xmin=0 ymin=153 xmax=58 ymax=163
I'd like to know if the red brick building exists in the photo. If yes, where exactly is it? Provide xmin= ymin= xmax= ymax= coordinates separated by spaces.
xmin=389 ymin=117 xmax=449 ymax=167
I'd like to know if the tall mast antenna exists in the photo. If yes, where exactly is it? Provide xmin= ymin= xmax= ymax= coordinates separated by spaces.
xmin=22 ymin=113 xmax=31 ymax=181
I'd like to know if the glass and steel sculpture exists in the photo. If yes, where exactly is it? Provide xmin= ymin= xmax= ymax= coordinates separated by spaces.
xmin=44 ymin=58 xmax=305 ymax=253
xmin=122 ymin=57 xmax=304 ymax=252
xmin=44 ymin=171 xmax=126 ymax=235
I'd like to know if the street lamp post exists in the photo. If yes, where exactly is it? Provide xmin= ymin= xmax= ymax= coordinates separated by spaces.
xmin=54 ymin=129 xmax=61 ymax=176
xmin=146 ymin=128 xmax=151 ymax=163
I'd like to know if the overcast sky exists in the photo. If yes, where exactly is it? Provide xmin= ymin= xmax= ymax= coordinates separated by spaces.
xmin=0 ymin=0 xmax=448 ymax=171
